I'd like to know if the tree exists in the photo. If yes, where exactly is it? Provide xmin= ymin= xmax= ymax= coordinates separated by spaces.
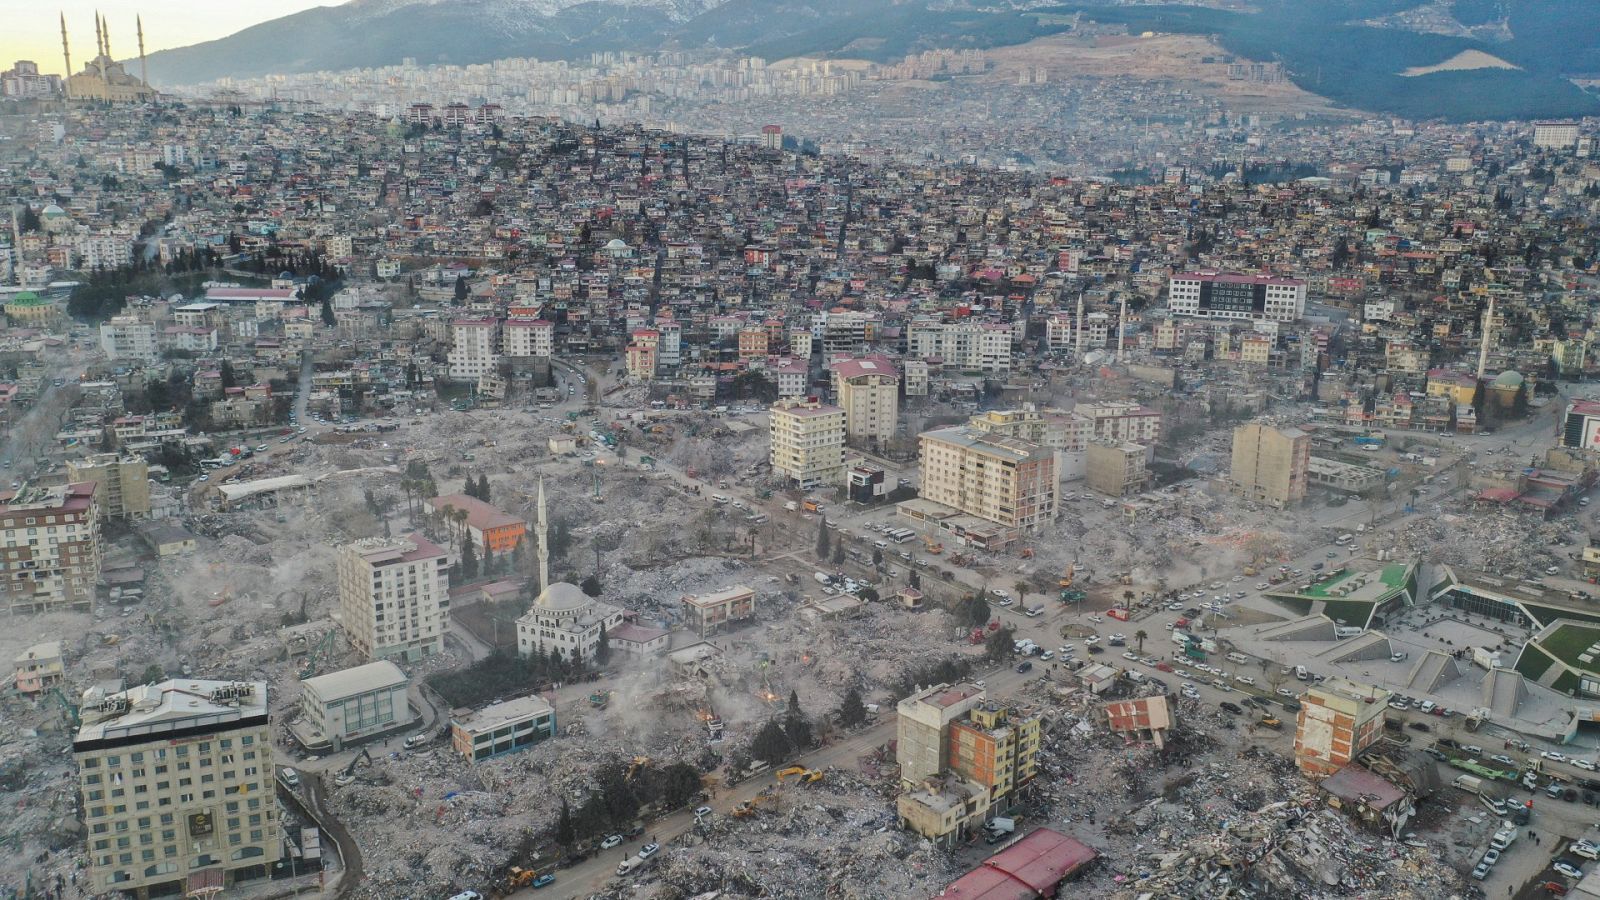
xmin=831 ymin=542 xmax=845 ymax=565
xmin=320 ymin=296 xmax=335 ymax=327
xmin=655 ymin=762 xmax=701 ymax=810
xmin=477 ymin=474 xmax=491 ymax=504
xmin=858 ymin=586 xmax=879 ymax=603
xmin=580 ymin=574 xmax=603 ymax=597
xmin=1015 ymin=581 xmax=1029 ymax=603
xmin=785 ymin=690 xmax=813 ymax=752
xmin=1134 ymin=629 xmax=1148 ymax=653
xmin=984 ymin=624 xmax=1016 ymax=660
xmin=594 ymin=623 xmax=611 ymax=664
xmin=815 ymin=519 xmax=830 ymax=559
xmin=219 ymin=360 xmax=237 ymax=390
xmin=967 ymin=596 xmax=991 ymax=627
xmin=872 ymin=547 xmax=884 ymax=568
xmin=837 ymin=687 xmax=868 ymax=728
xmin=453 ymin=274 xmax=469 ymax=304
xmin=750 ymin=719 xmax=792 ymax=767
xmin=460 ymin=535 xmax=478 ymax=580
xmin=908 ymin=570 xmax=921 ymax=590
xmin=555 ymin=799 xmax=575 ymax=848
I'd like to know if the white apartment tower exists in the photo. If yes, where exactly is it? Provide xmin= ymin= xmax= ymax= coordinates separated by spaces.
xmin=337 ymin=534 xmax=450 ymax=662
xmin=769 ymin=397 xmax=847 ymax=489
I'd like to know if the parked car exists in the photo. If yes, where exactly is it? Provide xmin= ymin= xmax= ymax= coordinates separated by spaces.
xmin=1554 ymin=862 xmax=1585 ymax=880
xmin=1219 ymin=701 xmax=1243 ymax=714
xmin=637 ymin=843 xmax=661 ymax=860
xmin=601 ymin=835 xmax=623 ymax=849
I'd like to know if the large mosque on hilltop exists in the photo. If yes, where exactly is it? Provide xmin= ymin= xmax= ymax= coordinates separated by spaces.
xmin=61 ymin=12 xmax=156 ymax=104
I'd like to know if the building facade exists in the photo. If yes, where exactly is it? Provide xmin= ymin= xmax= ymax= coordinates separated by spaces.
xmin=100 ymin=315 xmax=158 ymax=364
xmin=336 ymin=535 xmax=450 ymax=662
xmin=917 ymin=427 xmax=1057 ymax=531
xmin=296 ymin=661 xmax=413 ymax=752
xmin=450 ymin=696 xmax=556 ymax=762
xmin=769 ymin=397 xmax=846 ymax=489
xmin=830 ymin=357 xmax=899 ymax=447
xmin=1083 ymin=441 xmax=1149 ymax=497
xmin=67 ymin=454 xmax=151 ymax=520
xmin=422 ymin=493 xmax=526 ymax=554
xmin=1294 ymin=678 xmax=1389 ymax=776
xmin=73 ymin=680 xmax=279 ymax=896
xmin=1168 ymin=272 xmax=1306 ymax=322
xmin=1230 ymin=423 xmax=1310 ymax=508
xmin=1 ymin=481 xmax=102 ymax=614
xmin=681 ymin=585 xmax=756 ymax=635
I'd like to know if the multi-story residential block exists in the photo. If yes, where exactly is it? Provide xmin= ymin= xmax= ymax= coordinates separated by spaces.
xmin=67 ymin=454 xmax=151 ymax=520
xmin=447 ymin=317 xmax=500 ymax=380
xmin=100 ymin=315 xmax=158 ymax=364
xmin=903 ymin=359 xmax=929 ymax=396
xmin=769 ymin=397 xmax=846 ymax=489
xmin=501 ymin=318 xmax=554 ymax=357
xmin=73 ymin=680 xmax=279 ymax=896
xmin=830 ymin=356 xmax=899 ymax=447
xmin=626 ymin=329 xmax=659 ymax=379
xmin=14 ymin=640 xmax=64 ymax=694
xmin=680 ymin=585 xmax=756 ymax=636
xmin=947 ymin=701 xmax=1041 ymax=803
xmin=917 ymin=426 xmax=1056 ymax=531
xmin=1533 ymin=121 xmax=1580 ymax=150
xmin=1075 ymin=401 xmax=1161 ymax=446
xmin=907 ymin=320 xmax=1012 ymax=373
xmin=1 ymin=482 xmax=101 ymax=614
xmin=656 ymin=320 xmax=682 ymax=369
xmin=897 ymin=682 xmax=987 ymax=788
xmin=296 ymin=661 xmax=413 ymax=752
xmin=1294 ymin=677 xmax=1389 ymax=776
xmin=1230 ymin=423 xmax=1309 ymax=508
xmin=336 ymin=535 xmax=450 ymax=662
xmin=1167 ymin=272 xmax=1305 ymax=322
xmin=1083 ymin=441 xmax=1149 ymax=497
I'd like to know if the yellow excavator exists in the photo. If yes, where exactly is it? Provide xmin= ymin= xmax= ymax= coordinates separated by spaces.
xmin=1058 ymin=563 xmax=1076 ymax=589
xmin=625 ymin=756 xmax=650 ymax=782
xmin=777 ymin=767 xmax=824 ymax=784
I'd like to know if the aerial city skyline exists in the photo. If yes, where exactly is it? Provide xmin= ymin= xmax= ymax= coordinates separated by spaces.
xmin=4 ymin=2 xmax=1600 ymax=898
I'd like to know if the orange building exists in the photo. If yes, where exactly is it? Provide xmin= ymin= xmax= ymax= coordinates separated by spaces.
xmin=738 ymin=327 xmax=769 ymax=359
xmin=946 ymin=702 xmax=1040 ymax=802
xmin=1294 ymin=677 xmax=1389 ymax=777
xmin=424 ymin=493 xmax=526 ymax=553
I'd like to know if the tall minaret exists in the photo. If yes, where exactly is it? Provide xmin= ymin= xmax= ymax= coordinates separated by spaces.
xmin=60 ymin=13 xmax=72 ymax=83
xmin=535 ymin=475 xmax=549 ymax=596
xmin=137 ymin=16 xmax=147 ymax=87
xmin=101 ymin=15 xmax=112 ymax=66
xmin=1476 ymin=294 xmax=1496 ymax=380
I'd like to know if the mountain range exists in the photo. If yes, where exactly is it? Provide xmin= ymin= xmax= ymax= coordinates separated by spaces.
xmin=138 ymin=0 xmax=1600 ymax=122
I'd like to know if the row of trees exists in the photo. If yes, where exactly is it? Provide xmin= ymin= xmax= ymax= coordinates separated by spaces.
xmin=554 ymin=756 xmax=703 ymax=849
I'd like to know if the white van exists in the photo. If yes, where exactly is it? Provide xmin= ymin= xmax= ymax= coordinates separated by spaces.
xmin=1334 ymin=626 xmax=1363 ymax=638
xmin=1295 ymin=665 xmax=1310 ymax=681
xmin=711 ymin=494 xmax=730 ymax=504
xmin=874 ymin=540 xmax=889 ymax=550
xmin=1226 ymin=652 xmax=1249 ymax=665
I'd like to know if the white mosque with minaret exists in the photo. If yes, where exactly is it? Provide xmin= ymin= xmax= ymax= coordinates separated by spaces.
xmin=515 ymin=478 xmax=623 ymax=662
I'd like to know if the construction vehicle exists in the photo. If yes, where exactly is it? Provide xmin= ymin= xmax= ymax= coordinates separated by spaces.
xmin=1243 ymin=566 xmax=1258 ymax=576
xmin=1058 ymin=563 xmax=1077 ymax=589
xmin=44 ymin=686 xmax=80 ymax=726
xmin=777 ymin=767 xmax=824 ymax=784
xmin=505 ymin=866 xmax=537 ymax=890
xmin=1060 ymin=589 xmax=1086 ymax=602
xmin=299 ymin=631 xmax=337 ymax=679
xmin=341 ymin=748 xmax=373 ymax=779
xmin=922 ymin=536 xmax=943 ymax=555
xmin=1257 ymin=716 xmax=1282 ymax=730
xmin=625 ymin=756 xmax=651 ymax=782
xmin=589 ymin=690 xmax=611 ymax=709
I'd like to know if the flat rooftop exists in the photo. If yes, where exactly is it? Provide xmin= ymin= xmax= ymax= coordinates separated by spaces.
xmin=301 ymin=660 xmax=408 ymax=702
xmin=451 ymin=696 xmax=553 ymax=736
xmin=74 ymin=679 xmax=268 ymax=749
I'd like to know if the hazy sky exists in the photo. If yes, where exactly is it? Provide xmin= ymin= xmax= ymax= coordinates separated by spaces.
xmin=1 ymin=1 xmax=333 ymax=75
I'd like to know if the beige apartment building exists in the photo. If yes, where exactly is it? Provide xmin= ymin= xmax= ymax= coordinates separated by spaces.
xmin=830 ymin=357 xmax=899 ymax=448
xmin=1084 ymin=441 xmax=1149 ymax=497
xmin=337 ymin=534 xmax=450 ymax=662
xmin=680 ymin=584 xmax=756 ymax=636
xmin=68 ymin=453 xmax=151 ymax=520
xmin=1 ymin=481 xmax=102 ymax=614
xmin=1230 ymin=422 xmax=1310 ymax=508
xmin=769 ymin=397 xmax=846 ymax=489
xmin=73 ymin=680 xmax=280 ymax=896
xmin=1294 ymin=677 xmax=1389 ymax=776
xmin=917 ymin=426 xmax=1057 ymax=531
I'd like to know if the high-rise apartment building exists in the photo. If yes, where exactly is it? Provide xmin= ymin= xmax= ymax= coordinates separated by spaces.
xmin=501 ymin=318 xmax=554 ymax=357
xmin=906 ymin=320 xmax=1013 ymax=373
xmin=99 ymin=315 xmax=158 ymax=364
xmin=769 ymin=397 xmax=846 ymax=489
xmin=1168 ymin=272 xmax=1305 ymax=322
xmin=897 ymin=682 xmax=987 ymax=788
xmin=1294 ymin=677 xmax=1389 ymax=776
xmin=336 ymin=535 xmax=450 ymax=662
xmin=1 ymin=482 xmax=101 ymax=613
xmin=447 ymin=317 xmax=500 ymax=380
xmin=67 ymin=454 xmax=151 ymax=520
xmin=917 ymin=427 xmax=1056 ymax=531
xmin=73 ymin=680 xmax=279 ymax=895
xmin=1076 ymin=401 xmax=1161 ymax=445
xmin=1230 ymin=423 xmax=1310 ymax=508
xmin=1533 ymin=121 xmax=1580 ymax=150
xmin=830 ymin=357 xmax=899 ymax=447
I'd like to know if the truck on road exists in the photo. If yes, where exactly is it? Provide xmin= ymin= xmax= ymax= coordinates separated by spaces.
xmin=1453 ymin=774 xmax=1484 ymax=793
